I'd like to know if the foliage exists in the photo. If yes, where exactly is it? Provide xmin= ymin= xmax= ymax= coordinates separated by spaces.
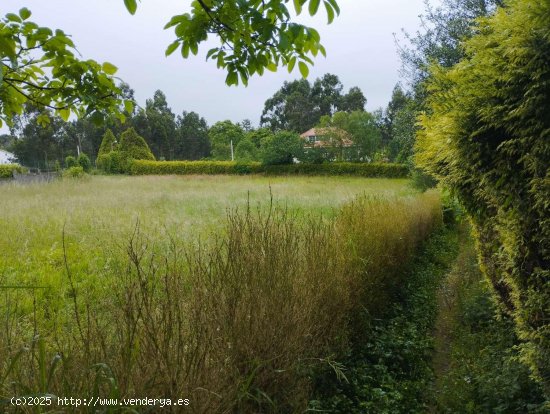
xmin=130 ymin=160 xmax=261 ymax=175
xmin=235 ymin=137 xmax=258 ymax=162
xmin=77 ymin=153 xmax=91 ymax=172
xmin=97 ymin=129 xmax=118 ymax=157
xmin=0 ymin=8 xmax=128 ymax=128
xmin=260 ymin=131 xmax=303 ymax=165
xmin=130 ymin=159 xmax=410 ymax=178
xmin=320 ymin=110 xmax=381 ymax=161
xmin=62 ymin=165 xmax=85 ymax=178
xmin=96 ymin=151 xmax=123 ymax=174
xmin=132 ymin=90 xmax=176 ymax=160
xmin=175 ymin=111 xmax=210 ymax=160
xmin=260 ymin=74 xmax=366 ymax=132
xmin=208 ymin=120 xmax=245 ymax=160
xmin=130 ymin=0 xmax=342 ymax=86
xmin=65 ymin=155 xmax=77 ymax=169
xmin=431 ymin=229 xmax=546 ymax=413
xmin=311 ymin=227 xmax=458 ymax=413
xmin=119 ymin=127 xmax=155 ymax=163
xmin=0 ymin=163 xmax=25 ymax=178
xmin=417 ymin=0 xmax=550 ymax=391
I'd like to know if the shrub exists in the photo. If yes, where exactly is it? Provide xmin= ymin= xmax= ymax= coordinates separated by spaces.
xmin=260 ymin=131 xmax=304 ymax=165
xmin=97 ymin=129 xmax=117 ymax=157
xmin=62 ymin=166 xmax=85 ymax=178
xmin=96 ymin=151 xmax=124 ymax=174
xmin=0 ymin=164 xmax=26 ymax=178
xmin=77 ymin=153 xmax=91 ymax=172
xmin=65 ymin=155 xmax=77 ymax=168
xmin=130 ymin=160 xmax=410 ymax=178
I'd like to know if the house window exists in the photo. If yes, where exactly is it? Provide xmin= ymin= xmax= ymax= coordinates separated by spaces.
xmin=308 ymin=136 xmax=316 ymax=144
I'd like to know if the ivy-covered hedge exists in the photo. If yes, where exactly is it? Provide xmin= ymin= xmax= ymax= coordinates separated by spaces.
xmin=130 ymin=160 xmax=409 ymax=178
xmin=0 ymin=164 xmax=26 ymax=178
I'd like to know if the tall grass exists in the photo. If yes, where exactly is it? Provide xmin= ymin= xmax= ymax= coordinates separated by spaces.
xmin=0 ymin=187 xmax=441 ymax=413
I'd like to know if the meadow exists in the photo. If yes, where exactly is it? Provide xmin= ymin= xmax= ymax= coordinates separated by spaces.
xmin=0 ymin=175 xmax=441 ymax=413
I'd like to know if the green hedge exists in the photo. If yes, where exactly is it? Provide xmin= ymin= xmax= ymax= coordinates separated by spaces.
xmin=0 ymin=164 xmax=27 ymax=179
xmin=130 ymin=160 xmax=409 ymax=178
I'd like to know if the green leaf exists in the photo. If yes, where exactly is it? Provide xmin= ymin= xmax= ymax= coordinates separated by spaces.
xmin=124 ymin=0 xmax=138 ymax=15
xmin=165 ymin=41 xmax=179 ymax=56
xmin=6 ymin=13 xmax=22 ymax=23
xmin=102 ymin=62 xmax=118 ymax=75
xmin=267 ymin=62 xmax=277 ymax=72
xmin=226 ymin=71 xmax=238 ymax=86
xmin=58 ymin=108 xmax=70 ymax=121
xmin=326 ymin=0 xmax=340 ymax=15
xmin=124 ymin=100 xmax=134 ymax=114
xmin=298 ymin=61 xmax=309 ymax=78
xmin=19 ymin=8 xmax=32 ymax=20
xmin=308 ymin=0 xmax=320 ymax=16
xmin=287 ymin=56 xmax=297 ymax=73
xmin=293 ymin=0 xmax=303 ymax=15
xmin=324 ymin=1 xmax=335 ymax=24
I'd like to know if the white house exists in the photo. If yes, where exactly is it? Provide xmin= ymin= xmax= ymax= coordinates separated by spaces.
xmin=0 ymin=149 xmax=16 ymax=164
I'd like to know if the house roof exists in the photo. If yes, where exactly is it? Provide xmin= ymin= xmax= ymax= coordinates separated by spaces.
xmin=300 ymin=127 xmax=354 ymax=148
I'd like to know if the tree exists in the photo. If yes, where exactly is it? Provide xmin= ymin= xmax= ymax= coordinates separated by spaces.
xmin=260 ymin=74 xmax=366 ymax=132
xmin=0 ymin=8 xmax=128 ymax=127
xmin=340 ymin=86 xmax=367 ymax=112
xmin=417 ymin=0 xmax=550 ymax=390
xmin=260 ymin=131 xmax=303 ymax=165
xmin=235 ymin=137 xmax=258 ymax=162
xmin=208 ymin=120 xmax=245 ymax=160
xmin=175 ymin=111 xmax=210 ymax=160
xmin=124 ymin=0 xmax=340 ymax=86
xmin=132 ymin=90 xmax=176 ymax=160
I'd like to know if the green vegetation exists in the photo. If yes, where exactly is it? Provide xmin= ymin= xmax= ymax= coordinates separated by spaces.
xmin=97 ymin=128 xmax=155 ymax=173
xmin=0 ymin=176 xmax=438 ymax=412
xmin=431 ymin=228 xmax=545 ymax=413
xmin=0 ymin=163 xmax=25 ymax=178
xmin=417 ymin=0 xmax=550 ymax=389
xmin=129 ymin=160 xmax=409 ymax=177
xmin=0 ymin=9 xmax=126 ymax=128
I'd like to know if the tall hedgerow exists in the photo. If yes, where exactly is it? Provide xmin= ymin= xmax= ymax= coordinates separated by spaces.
xmin=416 ymin=0 xmax=550 ymax=391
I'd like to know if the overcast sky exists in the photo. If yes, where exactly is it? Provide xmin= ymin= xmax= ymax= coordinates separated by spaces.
xmin=3 ymin=0 xmax=430 ymax=127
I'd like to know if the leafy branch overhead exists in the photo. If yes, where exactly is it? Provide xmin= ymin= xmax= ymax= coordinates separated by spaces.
xmin=124 ymin=0 xmax=340 ymax=86
xmin=0 ymin=8 xmax=131 ymax=127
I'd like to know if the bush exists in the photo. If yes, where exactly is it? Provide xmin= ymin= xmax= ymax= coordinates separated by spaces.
xmin=260 ymin=131 xmax=304 ymax=165
xmin=77 ymin=153 xmax=91 ymax=172
xmin=96 ymin=128 xmax=155 ymax=174
xmin=65 ymin=155 xmax=77 ymax=168
xmin=130 ymin=160 xmax=410 ymax=178
xmin=97 ymin=129 xmax=117 ymax=157
xmin=62 ymin=166 xmax=85 ymax=178
xmin=0 ymin=164 xmax=26 ymax=178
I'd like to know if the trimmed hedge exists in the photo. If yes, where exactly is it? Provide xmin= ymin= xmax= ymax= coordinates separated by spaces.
xmin=0 ymin=164 xmax=27 ymax=179
xmin=130 ymin=160 xmax=409 ymax=178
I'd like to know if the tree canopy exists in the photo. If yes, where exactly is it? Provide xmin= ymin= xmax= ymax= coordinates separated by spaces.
xmin=260 ymin=73 xmax=366 ymax=132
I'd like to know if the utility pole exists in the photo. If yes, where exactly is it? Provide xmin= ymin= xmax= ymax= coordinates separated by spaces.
xmin=230 ymin=140 xmax=234 ymax=161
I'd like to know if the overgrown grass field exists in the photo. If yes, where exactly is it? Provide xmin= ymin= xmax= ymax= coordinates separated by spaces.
xmin=0 ymin=175 xmax=440 ymax=413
